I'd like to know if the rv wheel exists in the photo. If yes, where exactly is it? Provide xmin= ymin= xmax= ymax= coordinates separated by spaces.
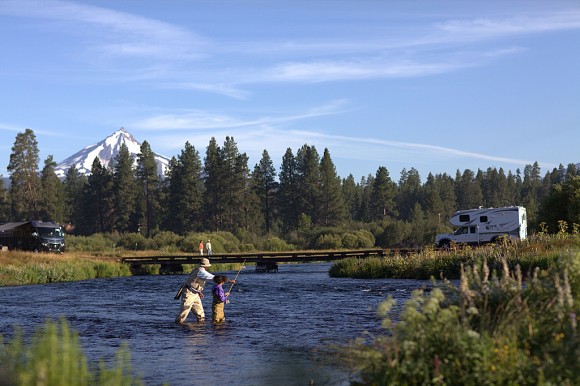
xmin=438 ymin=240 xmax=450 ymax=249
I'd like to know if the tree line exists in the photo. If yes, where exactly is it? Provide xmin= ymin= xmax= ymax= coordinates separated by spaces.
xmin=1 ymin=128 xmax=578 ymax=248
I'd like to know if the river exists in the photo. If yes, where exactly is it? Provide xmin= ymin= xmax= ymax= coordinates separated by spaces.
xmin=0 ymin=262 xmax=430 ymax=386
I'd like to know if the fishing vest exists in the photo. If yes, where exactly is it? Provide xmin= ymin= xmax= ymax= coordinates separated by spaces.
xmin=185 ymin=268 xmax=207 ymax=293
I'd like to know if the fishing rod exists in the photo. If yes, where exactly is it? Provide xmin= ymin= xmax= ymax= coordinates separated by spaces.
xmin=225 ymin=259 xmax=245 ymax=304
xmin=229 ymin=259 xmax=246 ymax=293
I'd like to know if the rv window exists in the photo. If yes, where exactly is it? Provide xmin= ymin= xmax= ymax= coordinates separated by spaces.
xmin=480 ymin=216 xmax=488 ymax=222
xmin=459 ymin=214 xmax=470 ymax=222
xmin=470 ymin=226 xmax=477 ymax=233
xmin=454 ymin=227 xmax=468 ymax=235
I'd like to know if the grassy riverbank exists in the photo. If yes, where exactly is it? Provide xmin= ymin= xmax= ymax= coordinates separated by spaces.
xmin=342 ymin=234 xmax=580 ymax=385
xmin=0 ymin=251 xmax=244 ymax=286
xmin=0 ymin=252 xmax=131 ymax=286
xmin=329 ymin=234 xmax=580 ymax=279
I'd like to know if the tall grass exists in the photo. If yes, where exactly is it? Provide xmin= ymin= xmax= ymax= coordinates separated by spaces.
xmin=0 ymin=319 xmax=148 ymax=386
xmin=343 ymin=237 xmax=580 ymax=385
xmin=0 ymin=253 xmax=131 ymax=286
xmin=329 ymin=235 xmax=580 ymax=280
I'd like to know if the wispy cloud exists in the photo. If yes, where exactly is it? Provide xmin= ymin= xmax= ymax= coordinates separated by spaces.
xmin=160 ymin=83 xmax=252 ymax=100
xmin=133 ymin=101 xmax=540 ymax=170
xmin=0 ymin=0 xmax=205 ymax=60
xmin=3 ymin=0 xmax=580 ymax=92
xmin=133 ymin=100 xmax=351 ymax=130
xmin=434 ymin=11 xmax=580 ymax=42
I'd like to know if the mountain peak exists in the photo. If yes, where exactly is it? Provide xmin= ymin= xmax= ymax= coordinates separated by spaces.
xmin=55 ymin=128 xmax=169 ymax=178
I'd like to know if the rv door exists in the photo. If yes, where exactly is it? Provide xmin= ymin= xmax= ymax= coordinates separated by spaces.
xmin=453 ymin=225 xmax=479 ymax=245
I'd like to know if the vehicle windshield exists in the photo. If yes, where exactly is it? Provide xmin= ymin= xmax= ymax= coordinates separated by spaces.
xmin=37 ymin=227 xmax=63 ymax=237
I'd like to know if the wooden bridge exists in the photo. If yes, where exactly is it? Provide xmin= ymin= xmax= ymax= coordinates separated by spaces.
xmin=121 ymin=248 xmax=419 ymax=274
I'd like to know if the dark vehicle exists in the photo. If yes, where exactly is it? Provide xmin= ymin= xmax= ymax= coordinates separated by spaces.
xmin=0 ymin=221 xmax=65 ymax=253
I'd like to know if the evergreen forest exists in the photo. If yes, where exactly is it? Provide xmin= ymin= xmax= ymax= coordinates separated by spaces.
xmin=1 ymin=129 xmax=579 ymax=249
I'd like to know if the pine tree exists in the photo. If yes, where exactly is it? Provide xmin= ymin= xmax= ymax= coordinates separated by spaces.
xmin=538 ymin=176 xmax=580 ymax=232
xmin=296 ymin=144 xmax=321 ymax=225
xmin=136 ymin=141 xmax=161 ymax=237
xmin=8 ymin=129 xmax=42 ymax=220
xmin=357 ymin=174 xmax=375 ymax=222
xmin=278 ymin=148 xmax=300 ymax=231
xmin=82 ymin=158 xmax=112 ymax=234
xmin=62 ymin=164 xmax=87 ymax=232
xmin=341 ymin=174 xmax=358 ymax=221
xmin=409 ymin=202 xmax=427 ymax=245
xmin=396 ymin=167 xmax=421 ymax=221
xmin=40 ymin=155 xmax=64 ymax=223
xmin=0 ymin=175 xmax=10 ymax=222
xmin=422 ymin=173 xmax=444 ymax=225
xmin=252 ymin=150 xmax=278 ymax=234
xmin=219 ymin=136 xmax=250 ymax=232
xmin=165 ymin=142 xmax=204 ymax=234
xmin=370 ymin=166 xmax=396 ymax=221
xmin=318 ymin=148 xmax=346 ymax=226
xmin=203 ymin=137 xmax=222 ymax=231
xmin=455 ymin=169 xmax=483 ymax=210
xmin=112 ymin=144 xmax=137 ymax=233
xmin=522 ymin=162 xmax=543 ymax=225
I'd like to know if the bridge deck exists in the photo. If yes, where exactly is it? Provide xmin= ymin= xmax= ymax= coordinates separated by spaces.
xmin=121 ymin=248 xmax=418 ymax=266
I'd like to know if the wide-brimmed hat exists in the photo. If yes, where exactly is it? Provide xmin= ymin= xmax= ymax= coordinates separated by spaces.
xmin=200 ymin=258 xmax=211 ymax=268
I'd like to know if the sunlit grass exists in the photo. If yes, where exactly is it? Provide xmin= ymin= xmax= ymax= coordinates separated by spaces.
xmin=329 ymin=234 xmax=580 ymax=280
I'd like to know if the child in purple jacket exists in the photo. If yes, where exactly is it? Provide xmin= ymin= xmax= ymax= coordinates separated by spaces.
xmin=211 ymin=275 xmax=230 ymax=323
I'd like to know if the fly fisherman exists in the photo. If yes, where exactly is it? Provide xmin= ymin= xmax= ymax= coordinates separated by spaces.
xmin=175 ymin=258 xmax=234 ymax=324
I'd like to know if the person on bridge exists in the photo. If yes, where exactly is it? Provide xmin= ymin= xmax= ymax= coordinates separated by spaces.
xmin=206 ymin=239 xmax=213 ymax=256
xmin=199 ymin=240 xmax=204 ymax=256
xmin=175 ymin=258 xmax=234 ymax=324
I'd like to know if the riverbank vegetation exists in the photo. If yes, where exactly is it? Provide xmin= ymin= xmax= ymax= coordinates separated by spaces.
xmin=0 ymin=248 xmax=245 ymax=286
xmin=0 ymin=251 xmax=132 ymax=286
xmin=0 ymin=319 xmax=149 ymax=386
xmin=329 ymin=232 xmax=580 ymax=280
xmin=344 ymin=233 xmax=580 ymax=385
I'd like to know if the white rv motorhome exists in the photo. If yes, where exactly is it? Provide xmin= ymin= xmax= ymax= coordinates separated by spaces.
xmin=435 ymin=206 xmax=527 ymax=248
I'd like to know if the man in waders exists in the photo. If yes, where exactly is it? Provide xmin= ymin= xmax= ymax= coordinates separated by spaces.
xmin=175 ymin=257 xmax=235 ymax=324
xmin=175 ymin=258 xmax=215 ymax=323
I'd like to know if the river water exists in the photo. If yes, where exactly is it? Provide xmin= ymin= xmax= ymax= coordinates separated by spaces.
xmin=0 ymin=262 xmax=430 ymax=386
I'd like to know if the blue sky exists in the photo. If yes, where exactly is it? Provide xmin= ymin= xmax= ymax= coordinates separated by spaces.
xmin=1 ymin=0 xmax=579 ymax=182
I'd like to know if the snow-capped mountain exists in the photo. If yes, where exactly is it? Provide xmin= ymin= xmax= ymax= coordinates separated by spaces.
xmin=54 ymin=128 xmax=170 ymax=178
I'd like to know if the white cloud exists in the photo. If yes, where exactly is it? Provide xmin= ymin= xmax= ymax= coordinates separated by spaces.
xmin=133 ymin=100 xmax=350 ymax=130
xmin=1 ymin=0 xmax=205 ymax=60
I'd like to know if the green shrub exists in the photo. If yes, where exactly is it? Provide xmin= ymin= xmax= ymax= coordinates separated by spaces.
xmin=341 ymin=233 xmax=357 ymax=248
xmin=0 ymin=319 xmax=146 ymax=385
xmin=345 ymin=250 xmax=580 ymax=385
xmin=66 ymin=234 xmax=115 ymax=252
xmin=353 ymin=230 xmax=375 ymax=248
xmin=117 ymin=233 xmax=151 ymax=251
xmin=315 ymin=233 xmax=342 ymax=249
xmin=152 ymin=231 xmax=183 ymax=250
xmin=263 ymin=236 xmax=294 ymax=251
xmin=239 ymin=243 xmax=255 ymax=252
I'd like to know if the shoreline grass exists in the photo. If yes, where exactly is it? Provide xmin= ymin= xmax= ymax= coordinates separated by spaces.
xmin=329 ymin=234 xmax=580 ymax=280
xmin=0 ymin=251 xmax=247 ymax=286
